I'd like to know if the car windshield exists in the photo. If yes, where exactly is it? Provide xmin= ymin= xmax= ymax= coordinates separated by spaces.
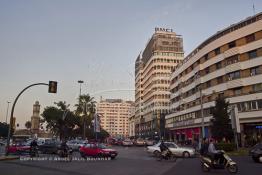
xmin=98 ymin=144 xmax=107 ymax=149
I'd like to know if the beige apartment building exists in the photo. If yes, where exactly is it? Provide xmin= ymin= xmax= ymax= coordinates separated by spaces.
xmin=135 ymin=28 xmax=184 ymax=138
xmin=166 ymin=13 xmax=262 ymax=146
xmin=96 ymin=99 xmax=135 ymax=138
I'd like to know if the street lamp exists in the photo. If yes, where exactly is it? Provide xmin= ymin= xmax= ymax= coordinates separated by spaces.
xmin=78 ymin=80 xmax=84 ymax=96
xmin=200 ymin=88 xmax=205 ymax=139
xmin=5 ymin=101 xmax=10 ymax=123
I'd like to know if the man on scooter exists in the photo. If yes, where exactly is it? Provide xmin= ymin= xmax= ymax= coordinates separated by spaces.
xmin=159 ymin=140 xmax=169 ymax=157
xmin=208 ymin=139 xmax=222 ymax=164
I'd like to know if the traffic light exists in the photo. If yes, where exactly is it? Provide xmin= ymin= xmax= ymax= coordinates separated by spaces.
xmin=48 ymin=81 xmax=57 ymax=93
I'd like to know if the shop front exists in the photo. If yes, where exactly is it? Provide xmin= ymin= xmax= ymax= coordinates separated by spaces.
xmin=169 ymin=127 xmax=200 ymax=144
xmin=242 ymin=122 xmax=262 ymax=146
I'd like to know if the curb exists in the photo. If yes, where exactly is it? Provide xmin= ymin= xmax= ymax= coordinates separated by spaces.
xmin=0 ymin=156 xmax=20 ymax=161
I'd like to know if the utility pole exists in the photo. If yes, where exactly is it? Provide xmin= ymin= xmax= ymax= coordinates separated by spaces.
xmin=5 ymin=101 xmax=10 ymax=123
xmin=78 ymin=80 xmax=84 ymax=96
xmin=200 ymin=88 xmax=205 ymax=139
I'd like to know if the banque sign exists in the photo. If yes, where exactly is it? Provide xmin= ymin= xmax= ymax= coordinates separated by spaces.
xmin=155 ymin=27 xmax=173 ymax=32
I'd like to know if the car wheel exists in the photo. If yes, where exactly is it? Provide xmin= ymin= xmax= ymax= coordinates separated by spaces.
xmin=153 ymin=150 xmax=161 ymax=157
xmin=80 ymin=152 xmax=86 ymax=158
xmin=183 ymin=151 xmax=190 ymax=158
xmin=252 ymin=156 xmax=259 ymax=163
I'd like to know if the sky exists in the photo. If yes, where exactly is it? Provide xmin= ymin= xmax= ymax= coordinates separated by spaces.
xmin=0 ymin=0 xmax=262 ymax=128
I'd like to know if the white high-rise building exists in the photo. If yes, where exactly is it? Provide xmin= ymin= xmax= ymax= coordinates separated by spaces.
xmin=96 ymin=99 xmax=135 ymax=138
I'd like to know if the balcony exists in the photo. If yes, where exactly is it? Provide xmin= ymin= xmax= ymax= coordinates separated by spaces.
xmin=225 ymin=62 xmax=241 ymax=73
xmin=194 ymin=77 xmax=201 ymax=86
xmin=223 ymin=47 xmax=239 ymax=58
xmin=227 ymin=79 xmax=244 ymax=89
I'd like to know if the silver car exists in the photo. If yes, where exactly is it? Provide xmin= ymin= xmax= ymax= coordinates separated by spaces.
xmin=67 ymin=140 xmax=88 ymax=151
xmin=146 ymin=142 xmax=195 ymax=158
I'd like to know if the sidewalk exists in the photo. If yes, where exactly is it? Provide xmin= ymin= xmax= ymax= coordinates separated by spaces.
xmin=0 ymin=153 xmax=19 ymax=161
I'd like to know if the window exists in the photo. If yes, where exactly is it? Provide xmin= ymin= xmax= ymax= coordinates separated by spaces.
xmin=248 ymin=50 xmax=257 ymax=59
xmin=253 ymin=83 xmax=262 ymax=92
xmin=226 ymin=55 xmax=239 ymax=65
xmin=204 ymin=54 xmax=208 ymax=61
xmin=214 ymin=47 xmax=221 ymax=55
xmin=228 ymin=41 xmax=236 ymax=48
xmin=216 ymin=62 xmax=222 ymax=69
xmin=251 ymin=101 xmax=258 ymax=110
xmin=246 ymin=33 xmax=255 ymax=43
xmin=217 ymin=76 xmax=223 ymax=84
xmin=206 ymin=81 xmax=211 ymax=88
xmin=218 ymin=93 xmax=224 ymax=99
xmin=233 ymin=88 xmax=242 ymax=95
xmin=250 ymin=66 xmax=260 ymax=76
xmin=205 ymin=67 xmax=210 ymax=74
xmin=258 ymin=100 xmax=262 ymax=109
xmin=228 ymin=71 xmax=240 ymax=80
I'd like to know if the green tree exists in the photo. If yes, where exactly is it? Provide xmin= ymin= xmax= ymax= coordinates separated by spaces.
xmin=211 ymin=97 xmax=234 ymax=142
xmin=42 ymin=101 xmax=79 ymax=139
xmin=0 ymin=122 xmax=9 ymax=138
xmin=75 ymin=94 xmax=96 ymax=139
xmin=25 ymin=121 xmax=31 ymax=130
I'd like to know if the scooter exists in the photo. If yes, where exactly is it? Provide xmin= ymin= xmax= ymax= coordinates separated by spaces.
xmin=57 ymin=148 xmax=73 ymax=162
xmin=29 ymin=146 xmax=39 ymax=157
xmin=157 ymin=149 xmax=177 ymax=162
xmin=201 ymin=150 xmax=238 ymax=173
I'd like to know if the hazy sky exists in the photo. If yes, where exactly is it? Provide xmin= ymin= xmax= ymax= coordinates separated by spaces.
xmin=0 ymin=0 xmax=262 ymax=127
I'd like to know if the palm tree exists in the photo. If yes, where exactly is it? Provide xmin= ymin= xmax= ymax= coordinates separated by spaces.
xmin=75 ymin=94 xmax=96 ymax=139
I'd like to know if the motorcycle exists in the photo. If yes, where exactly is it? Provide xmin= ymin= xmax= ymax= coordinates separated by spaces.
xmin=57 ymin=148 xmax=73 ymax=162
xmin=30 ymin=146 xmax=39 ymax=157
xmin=200 ymin=150 xmax=238 ymax=173
xmin=157 ymin=149 xmax=177 ymax=162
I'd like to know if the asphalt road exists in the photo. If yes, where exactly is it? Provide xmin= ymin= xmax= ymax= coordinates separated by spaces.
xmin=0 ymin=146 xmax=261 ymax=175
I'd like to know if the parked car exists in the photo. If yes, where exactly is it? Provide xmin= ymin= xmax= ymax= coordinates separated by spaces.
xmin=145 ymin=138 xmax=155 ymax=146
xmin=116 ymin=139 xmax=123 ymax=146
xmin=249 ymin=143 xmax=262 ymax=163
xmin=135 ymin=138 xmax=146 ymax=146
xmin=7 ymin=141 xmax=31 ymax=155
xmin=146 ymin=141 xmax=195 ymax=158
xmin=38 ymin=139 xmax=61 ymax=154
xmin=79 ymin=143 xmax=118 ymax=159
xmin=122 ymin=139 xmax=133 ymax=146
xmin=67 ymin=140 xmax=88 ymax=151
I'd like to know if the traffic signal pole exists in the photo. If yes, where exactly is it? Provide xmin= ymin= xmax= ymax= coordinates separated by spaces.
xmin=5 ymin=82 xmax=56 ymax=156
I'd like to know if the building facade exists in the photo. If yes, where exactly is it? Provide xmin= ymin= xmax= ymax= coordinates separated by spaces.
xmin=96 ymin=99 xmax=135 ymax=138
xmin=166 ymin=13 xmax=262 ymax=146
xmin=135 ymin=28 xmax=184 ymax=138
xmin=128 ymin=108 xmax=136 ymax=138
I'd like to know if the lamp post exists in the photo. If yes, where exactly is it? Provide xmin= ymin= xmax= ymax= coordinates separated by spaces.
xmin=5 ymin=101 xmax=10 ymax=123
xmin=200 ymin=88 xmax=205 ymax=139
xmin=78 ymin=80 xmax=84 ymax=96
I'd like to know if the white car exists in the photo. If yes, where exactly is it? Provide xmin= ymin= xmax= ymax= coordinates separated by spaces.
xmin=122 ymin=139 xmax=133 ymax=146
xmin=67 ymin=140 xmax=88 ymax=151
xmin=146 ymin=142 xmax=195 ymax=158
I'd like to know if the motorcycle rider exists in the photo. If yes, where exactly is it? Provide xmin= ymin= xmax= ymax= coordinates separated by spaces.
xmin=30 ymin=138 xmax=38 ymax=157
xmin=159 ymin=140 xmax=169 ymax=157
xmin=60 ymin=139 xmax=69 ymax=156
xmin=208 ymin=139 xmax=222 ymax=164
